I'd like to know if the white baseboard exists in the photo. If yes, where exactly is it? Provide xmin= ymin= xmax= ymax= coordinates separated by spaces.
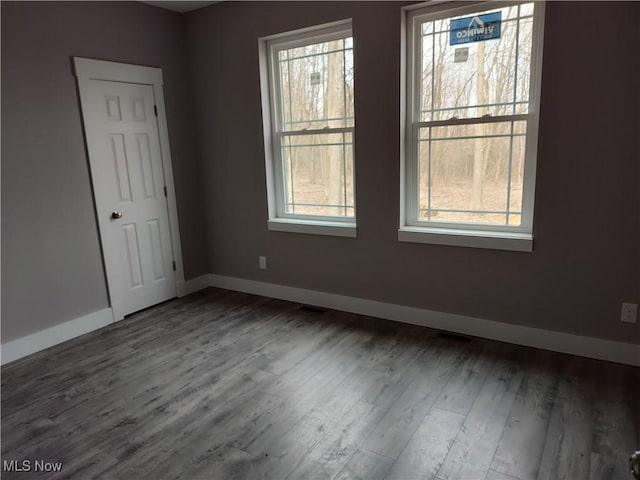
xmin=2 ymin=273 xmax=220 ymax=366
xmin=1 ymin=308 xmax=113 ymax=365
xmin=207 ymin=274 xmax=640 ymax=367
xmin=4 ymin=276 xmax=637 ymax=368
xmin=176 ymin=274 xmax=211 ymax=297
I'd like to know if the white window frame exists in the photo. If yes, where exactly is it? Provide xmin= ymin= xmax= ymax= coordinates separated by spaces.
xmin=259 ymin=20 xmax=357 ymax=238
xmin=400 ymin=1 xmax=546 ymax=252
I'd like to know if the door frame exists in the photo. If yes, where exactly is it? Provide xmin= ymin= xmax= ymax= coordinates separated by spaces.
xmin=74 ymin=57 xmax=185 ymax=321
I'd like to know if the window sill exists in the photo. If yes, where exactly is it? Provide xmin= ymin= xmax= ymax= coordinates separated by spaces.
xmin=398 ymin=226 xmax=533 ymax=252
xmin=268 ymin=218 xmax=357 ymax=238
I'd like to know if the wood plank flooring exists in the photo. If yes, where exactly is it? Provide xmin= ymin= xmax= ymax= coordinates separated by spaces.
xmin=2 ymin=288 xmax=638 ymax=479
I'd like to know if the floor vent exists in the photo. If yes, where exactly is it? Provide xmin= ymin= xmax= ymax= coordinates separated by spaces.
xmin=437 ymin=331 xmax=472 ymax=343
xmin=300 ymin=305 xmax=327 ymax=314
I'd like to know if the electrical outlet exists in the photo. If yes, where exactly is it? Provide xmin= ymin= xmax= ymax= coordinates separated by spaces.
xmin=259 ymin=256 xmax=267 ymax=270
xmin=621 ymin=303 xmax=637 ymax=324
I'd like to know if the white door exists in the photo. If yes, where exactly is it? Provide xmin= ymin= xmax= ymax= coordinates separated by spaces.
xmin=78 ymin=77 xmax=176 ymax=320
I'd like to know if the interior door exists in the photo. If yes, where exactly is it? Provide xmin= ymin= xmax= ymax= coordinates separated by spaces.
xmin=80 ymin=79 xmax=176 ymax=319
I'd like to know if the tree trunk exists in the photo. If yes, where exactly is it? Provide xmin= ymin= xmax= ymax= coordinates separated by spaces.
xmin=325 ymin=41 xmax=344 ymax=214
xmin=472 ymin=41 xmax=488 ymax=211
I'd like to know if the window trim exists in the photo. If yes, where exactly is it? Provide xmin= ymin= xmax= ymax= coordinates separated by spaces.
xmin=399 ymin=1 xmax=546 ymax=252
xmin=259 ymin=19 xmax=357 ymax=237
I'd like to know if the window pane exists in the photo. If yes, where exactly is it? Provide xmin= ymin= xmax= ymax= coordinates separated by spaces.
xmin=508 ymin=135 xmax=526 ymax=225
xmin=418 ymin=121 xmax=526 ymax=225
xmin=516 ymin=16 xmax=534 ymax=110
xmin=282 ymin=132 xmax=354 ymax=217
xmin=419 ymin=4 xmax=534 ymax=121
xmin=520 ymin=3 xmax=534 ymax=17
xmin=278 ymin=38 xmax=354 ymax=131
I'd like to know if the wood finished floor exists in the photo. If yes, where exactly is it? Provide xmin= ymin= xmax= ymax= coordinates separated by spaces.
xmin=2 ymin=288 xmax=639 ymax=480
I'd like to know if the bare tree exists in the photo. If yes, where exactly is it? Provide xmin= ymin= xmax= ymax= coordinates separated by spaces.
xmin=324 ymin=42 xmax=345 ymax=215
xmin=472 ymin=40 xmax=488 ymax=211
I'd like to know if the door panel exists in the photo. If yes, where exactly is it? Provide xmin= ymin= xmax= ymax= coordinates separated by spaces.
xmin=123 ymin=223 xmax=144 ymax=288
xmin=82 ymin=79 xmax=176 ymax=319
xmin=136 ymin=134 xmax=156 ymax=199
xmin=147 ymin=219 xmax=166 ymax=281
xmin=110 ymin=134 xmax=133 ymax=202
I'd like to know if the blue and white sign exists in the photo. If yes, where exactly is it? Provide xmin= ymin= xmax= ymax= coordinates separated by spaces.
xmin=450 ymin=12 xmax=502 ymax=45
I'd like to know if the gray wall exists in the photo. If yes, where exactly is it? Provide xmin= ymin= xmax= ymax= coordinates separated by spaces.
xmin=2 ymin=1 xmax=638 ymax=347
xmin=186 ymin=1 xmax=640 ymax=344
xmin=1 ymin=1 xmax=207 ymax=342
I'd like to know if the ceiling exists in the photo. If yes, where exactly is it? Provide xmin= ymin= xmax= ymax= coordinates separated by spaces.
xmin=140 ymin=1 xmax=219 ymax=13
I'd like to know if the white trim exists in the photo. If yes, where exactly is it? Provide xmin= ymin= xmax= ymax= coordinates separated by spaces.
xmin=520 ymin=1 xmax=545 ymax=232
xmin=259 ymin=20 xmax=357 ymax=231
xmin=398 ymin=226 xmax=533 ymax=252
xmin=262 ymin=19 xmax=353 ymax=47
xmin=154 ymin=80 xmax=186 ymax=287
xmin=207 ymin=274 xmax=640 ymax=367
xmin=1 ymin=308 xmax=113 ymax=365
xmin=4 ymin=277 xmax=637 ymax=368
xmin=400 ymin=2 xmax=545 ymax=249
xmin=280 ymin=126 xmax=354 ymax=136
xmin=73 ymin=57 xmax=185 ymax=312
xmin=415 ymin=113 xmax=529 ymax=129
xmin=1 ymin=272 xmax=213 ymax=365
xmin=268 ymin=218 xmax=357 ymax=238
xmin=259 ymin=39 xmax=278 ymax=221
xmin=74 ymin=57 xmax=164 ymax=85
xmin=176 ymin=274 xmax=211 ymax=297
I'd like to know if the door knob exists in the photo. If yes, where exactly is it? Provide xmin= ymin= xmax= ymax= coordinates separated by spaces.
xmin=111 ymin=211 xmax=123 ymax=220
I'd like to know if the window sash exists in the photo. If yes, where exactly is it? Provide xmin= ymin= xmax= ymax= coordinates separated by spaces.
xmin=415 ymin=113 xmax=528 ymax=129
xmin=275 ymin=128 xmax=355 ymax=222
xmin=415 ymin=118 xmax=527 ymax=228
xmin=270 ymin=30 xmax=354 ymax=134
xmin=415 ymin=3 xmax=535 ymax=122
